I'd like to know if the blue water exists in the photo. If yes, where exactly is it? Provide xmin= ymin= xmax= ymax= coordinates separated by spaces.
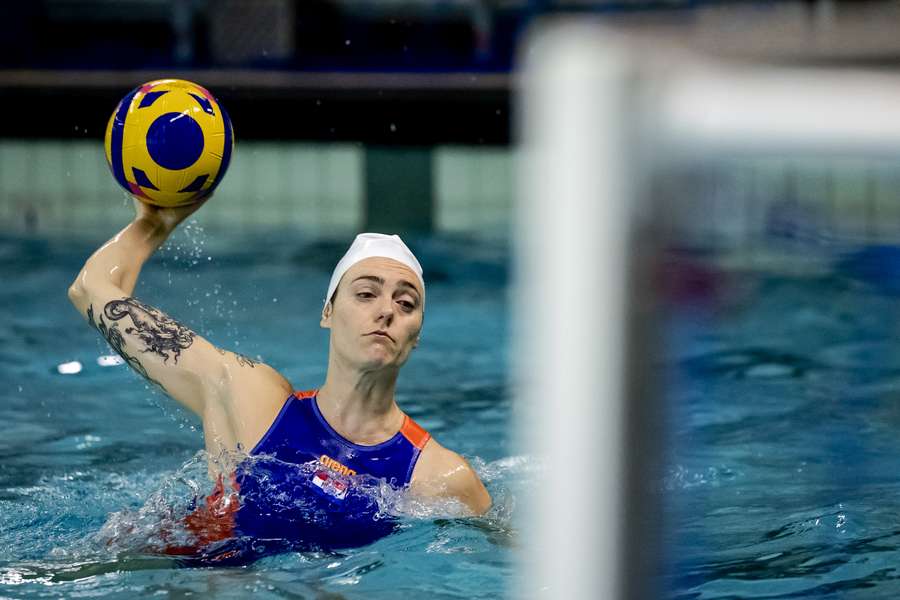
xmin=0 ymin=228 xmax=517 ymax=598
xmin=664 ymin=245 xmax=900 ymax=599
xmin=13 ymin=223 xmax=900 ymax=599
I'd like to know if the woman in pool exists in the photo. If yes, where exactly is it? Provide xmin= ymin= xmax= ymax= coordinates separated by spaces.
xmin=67 ymin=198 xmax=491 ymax=557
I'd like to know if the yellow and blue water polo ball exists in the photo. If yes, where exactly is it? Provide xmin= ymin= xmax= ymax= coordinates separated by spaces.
xmin=104 ymin=79 xmax=233 ymax=207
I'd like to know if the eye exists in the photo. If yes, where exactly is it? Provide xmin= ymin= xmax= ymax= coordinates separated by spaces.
xmin=356 ymin=291 xmax=375 ymax=300
xmin=397 ymin=300 xmax=415 ymax=312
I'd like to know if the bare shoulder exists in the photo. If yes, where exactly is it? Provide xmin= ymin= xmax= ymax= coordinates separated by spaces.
xmin=410 ymin=437 xmax=492 ymax=515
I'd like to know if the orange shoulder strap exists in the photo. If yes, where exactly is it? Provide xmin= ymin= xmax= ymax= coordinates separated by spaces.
xmin=400 ymin=415 xmax=431 ymax=450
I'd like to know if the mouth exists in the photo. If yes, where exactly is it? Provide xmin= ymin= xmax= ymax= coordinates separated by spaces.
xmin=366 ymin=330 xmax=395 ymax=342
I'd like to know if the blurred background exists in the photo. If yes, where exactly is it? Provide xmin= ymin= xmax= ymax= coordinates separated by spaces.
xmin=5 ymin=0 xmax=900 ymax=244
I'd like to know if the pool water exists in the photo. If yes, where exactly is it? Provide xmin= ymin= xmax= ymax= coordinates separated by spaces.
xmin=0 ymin=228 xmax=517 ymax=598
xmin=664 ymin=244 xmax=900 ymax=599
xmin=11 ymin=221 xmax=900 ymax=599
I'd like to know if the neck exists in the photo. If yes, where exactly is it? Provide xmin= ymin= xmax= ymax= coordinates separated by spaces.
xmin=316 ymin=356 xmax=404 ymax=445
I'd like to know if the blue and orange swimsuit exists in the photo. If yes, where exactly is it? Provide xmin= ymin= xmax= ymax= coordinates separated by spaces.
xmin=163 ymin=389 xmax=431 ymax=563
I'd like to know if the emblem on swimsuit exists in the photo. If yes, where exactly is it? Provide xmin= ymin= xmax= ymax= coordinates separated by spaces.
xmin=311 ymin=469 xmax=349 ymax=500
xmin=311 ymin=454 xmax=356 ymax=500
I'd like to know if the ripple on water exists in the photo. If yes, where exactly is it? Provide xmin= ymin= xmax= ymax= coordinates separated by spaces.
xmin=669 ymin=502 xmax=900 ymax=599
xmin=680 ymin=347 xmax=819 ymax=380
xmin=818 ymin=340 xmax=900 ymax=372
xmin=761 ymin=505 xmax=849 ymax=543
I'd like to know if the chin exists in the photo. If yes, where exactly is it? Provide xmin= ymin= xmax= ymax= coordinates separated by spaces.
xmin=359 ymin=350 xmax=394 ymax=369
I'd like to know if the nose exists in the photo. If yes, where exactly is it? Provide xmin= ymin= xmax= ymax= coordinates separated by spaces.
xmin=376 ymin=296 xmax=394 ymax=324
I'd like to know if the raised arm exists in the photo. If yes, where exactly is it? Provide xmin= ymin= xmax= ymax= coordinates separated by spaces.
xmin=67 ymin=199 xmax=292 ymax=455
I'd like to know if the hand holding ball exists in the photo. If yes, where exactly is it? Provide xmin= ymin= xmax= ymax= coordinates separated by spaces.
xmin=104 ymin=79 xmax=234 ymax=207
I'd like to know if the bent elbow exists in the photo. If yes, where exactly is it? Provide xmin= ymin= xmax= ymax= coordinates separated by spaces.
xmin=67 ymin=277 xmax=90 ymax=314
xmin=67 ymin=281 xmax=81 ymax=304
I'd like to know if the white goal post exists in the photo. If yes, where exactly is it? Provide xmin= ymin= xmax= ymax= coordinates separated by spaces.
xmin=515 ymin=21 xmax=900 ymax=600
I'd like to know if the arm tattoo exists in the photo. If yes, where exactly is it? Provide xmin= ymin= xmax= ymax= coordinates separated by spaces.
xmin=87 ymin=297 xmax=196 ymax=391
xmin=102 ymin=297 xmax=195 ymax=363
xmin=215 ymin=346 xmax=258 ymax=368
xmin=88 ymin=303 xmax=150 ymax=380
xmin=235 ymin=353 xmax=258 ymax=368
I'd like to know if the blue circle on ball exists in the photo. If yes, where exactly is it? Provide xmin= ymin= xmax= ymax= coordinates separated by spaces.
xmin=146 ymin=112 xmax=204 ymax=170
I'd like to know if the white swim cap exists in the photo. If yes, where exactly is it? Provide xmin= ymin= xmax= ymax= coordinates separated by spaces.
xmin=325 ymin=233 xmax=424 ymax=305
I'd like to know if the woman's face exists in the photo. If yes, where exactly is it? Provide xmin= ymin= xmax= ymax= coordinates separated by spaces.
xmin=321 ymin=257 xmax=424 ymax=372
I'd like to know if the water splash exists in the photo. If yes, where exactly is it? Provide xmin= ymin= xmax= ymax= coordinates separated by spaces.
xmin=664 ymin=464 xmax=739 ymax=490
xmin=762 ymin=504 xmax=849 ymax=542
xmin=47 ymin=449 xmax=528 ymax=563
xmin=52 ymin=453 xmax=210 ymax=560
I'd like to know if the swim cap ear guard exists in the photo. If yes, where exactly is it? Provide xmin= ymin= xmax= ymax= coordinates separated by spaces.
xmin=325 ymin=233 xmax=425 ymax=305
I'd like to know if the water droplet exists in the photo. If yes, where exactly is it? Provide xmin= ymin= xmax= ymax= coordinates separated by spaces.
xmin=390 ymin=123 xmax=396 ymax=132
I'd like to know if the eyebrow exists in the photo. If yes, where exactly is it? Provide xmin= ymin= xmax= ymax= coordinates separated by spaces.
xmin=352 ymin=275 xmax=384 ymax=285
xmin=352 ymin=275 xmax=422 ymax=298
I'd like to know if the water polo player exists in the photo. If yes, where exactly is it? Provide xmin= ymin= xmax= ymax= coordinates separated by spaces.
xmin=67 ymin=198 xmax=491 ymax=560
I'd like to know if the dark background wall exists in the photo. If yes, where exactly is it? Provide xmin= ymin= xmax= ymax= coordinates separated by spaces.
xmin=0 ymin=0 xmax=713 ymax=143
